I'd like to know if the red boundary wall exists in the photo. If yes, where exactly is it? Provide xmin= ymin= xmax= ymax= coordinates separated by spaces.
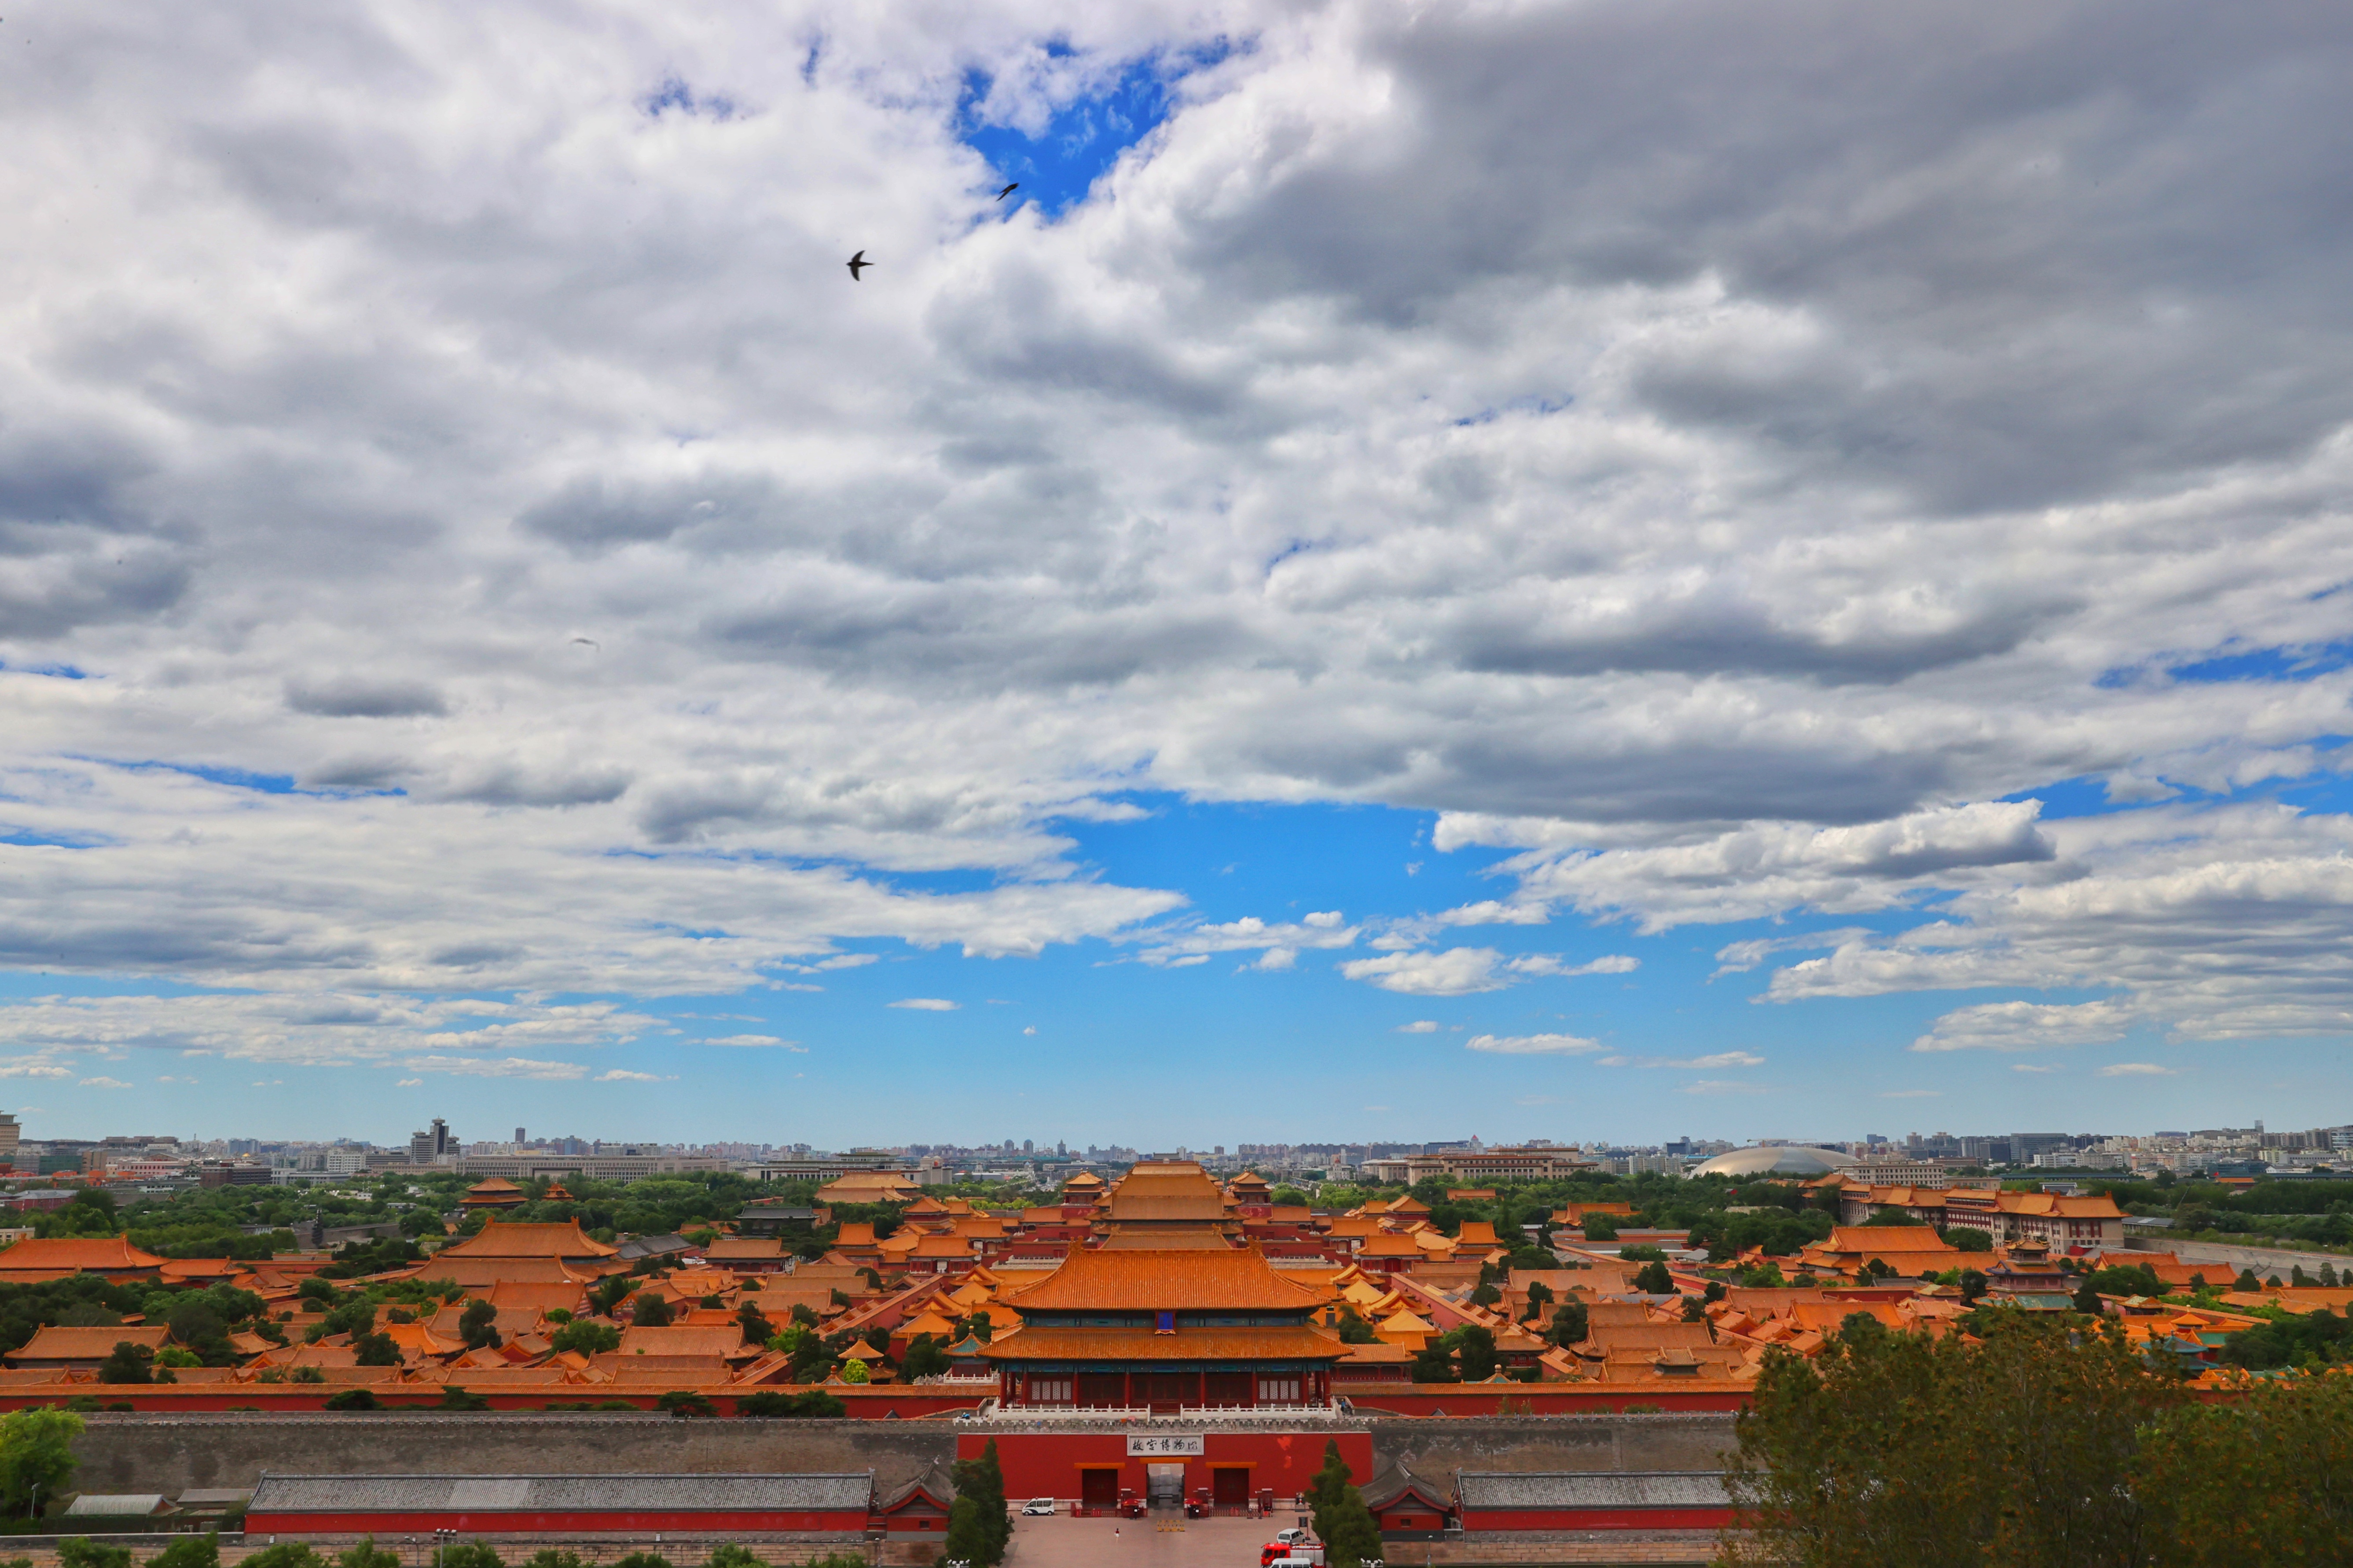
xmin=246 ymin=1509 xmax=866 ymax=1535
xmin=0 ymin=1386 xmax=991 ymax=1417
xmin=962 ymin=1429 xmax=1373 ymax=1502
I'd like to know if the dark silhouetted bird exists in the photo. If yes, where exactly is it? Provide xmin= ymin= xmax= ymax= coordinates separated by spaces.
xmin=847 ymin=250 xmax=871 ymax=280
xmin=995 ymin=183 xmax=1018 ymax=201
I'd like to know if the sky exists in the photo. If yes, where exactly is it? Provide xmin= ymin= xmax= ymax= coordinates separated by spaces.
xmin=4 ymin=0 xmax=2353 ymax=1149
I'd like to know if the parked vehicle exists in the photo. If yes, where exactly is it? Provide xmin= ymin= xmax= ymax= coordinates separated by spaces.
xmin=1273 ymin=1529 xmax=1314 ymax=1547
xmin=1022 ymin=1499 xmax=1056 ymax=1517
xmin=1262 ymin=1545 xmax=1325 ymax=1567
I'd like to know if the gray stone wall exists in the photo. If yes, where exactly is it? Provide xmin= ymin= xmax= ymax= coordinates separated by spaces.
xmin=70 ymin=1415 xmax=955 ymax=1498
xmin=1369 ymin=1415 xmax=1738 ymax=1478
xmin=70 ymin=1413 xmax=1740 ymax=1500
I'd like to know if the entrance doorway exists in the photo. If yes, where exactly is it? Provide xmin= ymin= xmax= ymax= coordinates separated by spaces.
xmin=1146 ymin=1464 xmax=1186 ymax=1509
xmin=1212 ymin=1468 xmax=1250 ymax=1507
xmin=1080 ymin=1469 xmax=1120 ymax=1509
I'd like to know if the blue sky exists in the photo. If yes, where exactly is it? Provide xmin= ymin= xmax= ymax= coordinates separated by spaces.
xmin=4 ymin=1 xmax=2353 ymax=1148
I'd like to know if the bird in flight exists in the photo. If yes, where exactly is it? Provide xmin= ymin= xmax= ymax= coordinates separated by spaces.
xmin=995 ymin=183 xmax=1018 ymax=201
xmin=570 ymin=636 xmax=601 ymax=651
xmin=847 ymin=249 xmax=871 ymax=280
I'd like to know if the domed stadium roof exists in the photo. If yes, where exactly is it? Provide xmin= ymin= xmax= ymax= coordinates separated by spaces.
xmin=1686 ymin=1145 xmax=1857 ymax=1178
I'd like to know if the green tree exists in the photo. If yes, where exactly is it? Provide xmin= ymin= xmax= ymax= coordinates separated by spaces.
xmin=0 ymin=1406 xmax=82 ymax=1518
xmin=437 ymin=1385 xmax=492 ymax=1411
xmin=899 ymin=1334 xmax=950 ymax=1381
xmin=940 ymin=1495 xmax=990 ymax=1568
xmin=1547 ymin=1301 xmax=1588 ymax=1348
xmin=1942 ymin=1227 xmax=1993 ymax=1253
xmin=950 ymin=1438 xmax=1010 ymax=1566
xmin=1468 ymin=1281 xmax=1501 ymax=1307
xmin=610 ymin=1555 xmax=672 ymax=1568
xmin=352 ymin=1331 xmax=402 ymax=1367
xmin=2135 ymin=1373 xmax=2353 ymax=1566
xmin=1304 ymin=1440 xmax=1383 ymax=1568
xmin=334 ymin=1539 xmax=399 ymax=1568
xmin=437 ymin=1545 xmax=503 ymax=1568
xmin=59 ymin=1541 xmax=132 ymax=1568
xmin=1720 ymin=1310 xmax=2179 ymax=1567
xmin=1453 ymin=1324 xmax=1498 ymax=1382
xmin=736 ymin=1302 xmax=773 ymax=1346
xmin=144 ymin=1532 xmax=220 ymax=1568
xmin=519 ymin=1553 xmax=587 ymax=1568
xmin=702 ymin=1548 xmax=763 ymax=1568
xmin=1582 ymin=1215 xmax=1619 ymax=1241
xmin=1522 ymin=1279 xmax=1554 ymax=1320
xmin=658 ymin=1391 xmax=718 ymax=1418
xmin=97 ymin=1341 xmax=155 ymax=1384
xmin=323 ymin=1388 xmax=380 ymax=1411
xmin=548 ymin=1319 xmax=621 ymax=1357
xmin=458 ymin=1298 xmax=503 ymax=1350
xmin=840 ymin=1358 xmax=870 ymax=1384
xmin=1631 ymin=1260 xmax=1674 ymax=1295
xmin=631 ymin=1293 xmax=673 ymax=1327
xmin=237 ymin=1546 xmax=326 ymax=1568
xmin=1333 ymin=1310 xmax=1377 ymax=1345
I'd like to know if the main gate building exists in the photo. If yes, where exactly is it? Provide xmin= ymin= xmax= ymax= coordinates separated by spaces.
xmin=982 ymin=1245 xmax=1346 ymax=1410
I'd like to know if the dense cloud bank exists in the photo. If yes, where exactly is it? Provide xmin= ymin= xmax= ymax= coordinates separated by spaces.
xmin=4 ymin=0 xmax=2353 ymax=1073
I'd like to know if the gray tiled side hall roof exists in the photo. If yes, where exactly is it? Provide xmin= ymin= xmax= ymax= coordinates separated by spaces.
xmin=1455 ymin=1472 xmax=1731 ymax=1510
xmin=249 ymin=1474 xmax=873 ymax=1514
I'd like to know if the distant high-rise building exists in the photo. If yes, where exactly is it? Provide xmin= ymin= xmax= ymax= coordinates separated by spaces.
xmin=515 ymin=1127 xmax=527 ymax=1144
xmin=0 ymin=1112 xmax=18 ymax=1168
xmin=408 ymin=1117 xmax=456 ymax=1162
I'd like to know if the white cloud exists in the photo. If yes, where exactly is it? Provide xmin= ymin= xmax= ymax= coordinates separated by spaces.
xmin=2098 ymin=1062 xmax=2178 ymax=1077
xmin=402 ymin=1055 xmax=589 ymax=1081
xmin=0 ymin=1061 xmax=73 ymax=1080
xmin=156 ymin=1074 xmax=197 ymax=1084
xmin=594 ymin=1069 xmax=670 ymax=1083
xmin=0 ymin=0 xmax=2348 ymax=1112
xmin=1395 ymin=1021 xmax=1440 ymax=1033
xmin=1021 ymin=1025 xmax=1036 ymax=1035
xmin=78 ymin=1076 xmax=132 ymax=1089
xmin=1139 ymin=915 xmax=1359 ymax=969
xmin=1682 ymin=1080 xmax=1770 ymax=1096
xmin=1909 ymin=1000 xmax=2136 ymax=1054
xmin=1598 ymin=1050 xmax=1764 ymax=1069
xmin=2012 ymin=1064 xmax=2059 ymax=1074
xmin=395 ymin=1077 xmax=422 ymax=1086
xmin=1340 ymin=947 xmax=1637 ymax=996
xmin=1880 ymin=1089 xmax=1942 ymax=1099
xmin=702 ymin=1035 xmax=805 ymax=1049
xmin=1464 ymin=1032 xmax=1604 ymax=1055
xmin=888 ymin=999 xmax=959 ymax=1011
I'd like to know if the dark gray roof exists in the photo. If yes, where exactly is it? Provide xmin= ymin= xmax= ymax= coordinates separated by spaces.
xmin=1457 ymin=1472 xmax=1729 ymax=1511
xmin=615 ymin=1234 xmax=693 ymax=1260
xmin=250 ymin=1474 xmax=872 ymax=1515
xmin=175 ymin=1490 xmax=254 ymax=1506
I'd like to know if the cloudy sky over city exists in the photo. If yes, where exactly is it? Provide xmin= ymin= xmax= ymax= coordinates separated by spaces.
xmin=4 ymin=0 xmax=2353 ymax=1145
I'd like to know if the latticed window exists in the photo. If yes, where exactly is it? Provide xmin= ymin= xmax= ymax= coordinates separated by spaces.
xmin=1256 ymin=1374 xmax=1300 ymax=1403
xmin=1028 ymin=1375 xmax=1074 ymax=1403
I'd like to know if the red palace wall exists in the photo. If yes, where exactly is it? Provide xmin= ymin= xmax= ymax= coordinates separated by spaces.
xmin=244 ymin=1510 xmax=868 ymax=1536
xmin=962 ymin=1429 xmax=1373 ymax=1502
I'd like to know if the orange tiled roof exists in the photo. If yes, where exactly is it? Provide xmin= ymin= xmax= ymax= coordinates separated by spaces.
xmin=982 ymin=1324 xmax=1345 ymax=1363
xmin=8 ymin=1324 xmax=172 ymax=1363
xmin=0 ymin=1237 xmax=166 ymax=1271
xmin=436 ymin=1220 xmax=617 ymax=1260
xmin=1006 ymin=1246 xmax=1325 ymax=1312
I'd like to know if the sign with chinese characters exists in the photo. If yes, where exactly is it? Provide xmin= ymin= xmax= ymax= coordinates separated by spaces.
xmin=1126 ymin=1434 xmax=1206 ymax=1456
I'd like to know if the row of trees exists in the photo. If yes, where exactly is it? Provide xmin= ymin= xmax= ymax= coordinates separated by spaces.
xmin=1722 ymin=1309 xmax=2353 ymax=1566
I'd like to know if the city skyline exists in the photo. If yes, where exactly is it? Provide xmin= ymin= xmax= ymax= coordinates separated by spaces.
xmin=7 ymin=4 xmax=2353 ymax=1141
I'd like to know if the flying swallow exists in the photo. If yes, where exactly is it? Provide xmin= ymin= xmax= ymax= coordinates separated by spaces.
xmin=847 ymin=250 xmax=871 ymax=280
